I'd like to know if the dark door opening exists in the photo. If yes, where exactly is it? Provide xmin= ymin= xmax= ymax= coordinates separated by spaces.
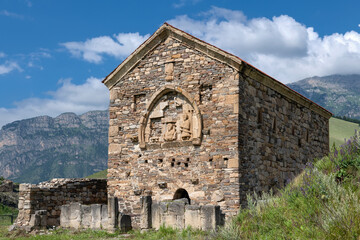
xmin=173 ymin=188 xmax=191 ymax=204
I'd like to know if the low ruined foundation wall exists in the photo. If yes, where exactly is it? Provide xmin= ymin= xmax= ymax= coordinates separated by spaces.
xmin=140 ymin=196 xmax=224 ymax=231
xmin=15 ymin=178 xmax=107 ymax=230
xmin=60 ymin=202 xmax=108 ymax=230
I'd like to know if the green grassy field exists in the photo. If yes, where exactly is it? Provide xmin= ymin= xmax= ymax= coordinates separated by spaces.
xmin=329 ymin=117 xmax=360 ymax=147
xmin=86 ymin=169 xmax=107 ymax=179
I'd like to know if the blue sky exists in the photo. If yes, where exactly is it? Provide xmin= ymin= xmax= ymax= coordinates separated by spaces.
xmin=1 ymin=0 xmax=360 ymax=127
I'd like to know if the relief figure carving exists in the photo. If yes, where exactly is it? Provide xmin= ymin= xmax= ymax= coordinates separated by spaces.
xmin=181 ymin=112 xmax=192 ymax=140
xmin=164 ymin=123 xmax=177 ymax=141
xmin=139 ymin=87 xmax=202 ymax=148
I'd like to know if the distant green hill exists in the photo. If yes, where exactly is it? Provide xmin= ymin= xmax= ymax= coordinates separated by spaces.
xmin=86 ymin=169 xmax=107 ymax=179
xmin=329 ymin=117 xmax=360 ymax=147
xmin=288 ymin=74 xmax=360 ymax=120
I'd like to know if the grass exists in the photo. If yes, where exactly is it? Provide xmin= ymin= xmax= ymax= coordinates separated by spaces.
xmin=86 ymin=169 xmax=107 ymax=179
xmin=0 ymin=204 xmax=18 ymax=227
xmin=1 ymin=228 xmax=121 ymax=240
xmin=0 ymin=226 xmax=208 ymax=240
xmin=330 ymin=117 xmax=360 ymax=146
xmin=131 ymin=226 xmax=208 ymax=240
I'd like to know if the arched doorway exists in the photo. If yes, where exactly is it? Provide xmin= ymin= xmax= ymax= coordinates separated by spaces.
xmin=173 ymin=188 xmax=191 ymax=204
xmin=119 ymin=214 xmax=132 ymax=232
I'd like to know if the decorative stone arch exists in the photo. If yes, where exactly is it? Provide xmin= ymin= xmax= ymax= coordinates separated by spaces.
xmin=139 ymin=85 xmax=202 ymax=149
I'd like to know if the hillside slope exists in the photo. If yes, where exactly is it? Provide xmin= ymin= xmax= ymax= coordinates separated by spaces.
xmin=0 ymin=111 xmax=108 ymax=184
xmin=288 ymin=74 xmax=360 ymax=119
xmin=330 ymin=117 xmax=360 ymax=147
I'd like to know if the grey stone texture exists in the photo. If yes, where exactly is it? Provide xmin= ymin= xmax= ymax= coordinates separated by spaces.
xmin=59 ymin=203 xmax=108 ymax=230
xmin=103 ymin=23 xmax=331 ymax=229
xmin=15 ymin=178 xmax=107 ymax=229
xmin=149 ymin=200 xmax=222 ymax=230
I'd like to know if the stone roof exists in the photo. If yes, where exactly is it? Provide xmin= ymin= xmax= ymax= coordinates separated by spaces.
xmin=103 ymin=23 xmax=332 ymax=119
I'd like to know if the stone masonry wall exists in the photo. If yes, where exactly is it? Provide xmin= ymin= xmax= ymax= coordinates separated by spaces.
xmin=108 ymin=37 xmax=240 ymax=228
xmin=238 ymin=72 xmax=329 ymax=203
xmin=60 ymin=202 xmax=108 ymax=230
xmin=150 ymin=200 xmax=223 ymax=231
xmin=107 ymin=32 xmax=330 ymax=229
xmin=15 ymin=178 xmax=107 ymax=228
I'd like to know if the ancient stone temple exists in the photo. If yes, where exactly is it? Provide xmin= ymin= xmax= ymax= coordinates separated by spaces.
xmin=102 ymin=23 xmax=331 ymax=229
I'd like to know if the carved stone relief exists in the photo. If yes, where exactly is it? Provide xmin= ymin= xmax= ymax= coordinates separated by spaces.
xmin=139 ymin=87 xmax=201 ymax=148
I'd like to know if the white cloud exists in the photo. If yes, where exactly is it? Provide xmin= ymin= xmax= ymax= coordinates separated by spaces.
xmin=0 ymin=10 xmax=24 ymax=19
xmin=62 ymin=33 xmax=150 ymax=63
xmin=173 ymin=0 xmax=201 ymax=8
xmin=0 ymin=52 xmax=5 ymax=58
xmin=0 ymin=61 xmax=21 ymax=75
xmin=168 ymin=7 xmax=360 ymax=83
xmin=0 ymin=77 xmax=109 ymax=128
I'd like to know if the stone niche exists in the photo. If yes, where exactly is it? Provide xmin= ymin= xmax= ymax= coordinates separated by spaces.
xmin=139 ymin=86 xmax=202 ymax=149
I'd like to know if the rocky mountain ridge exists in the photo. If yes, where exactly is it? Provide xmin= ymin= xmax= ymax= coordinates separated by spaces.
xmin=288 ymin=74 xmax=360 ymax=119
xmin=0 ymin=110 xmax=108 ymax=184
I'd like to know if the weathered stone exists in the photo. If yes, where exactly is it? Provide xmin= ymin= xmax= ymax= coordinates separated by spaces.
xmin=184 ymin=205 xmax=201 ymax=229
xmin=109 ymin=143 xmax=122 ymax=154
xmin=101 ymin=204 xmax=108 ymax=229
xmin=201 ymin=205 xmax=219 ymax=231
xmin=81 ymin=205 xmax=91 ymax=228
xmin=90 ymin=204 xmax=102 ymax=229
xmin=227 ymin=159 xmax=239 ymax=168
xmin=211 ymin=190 xmax=224 ymax=202
xmin=140 ymin=196 xmax=152 ymax=229
xmin=69 ymin=202 xmax=82 ymax=229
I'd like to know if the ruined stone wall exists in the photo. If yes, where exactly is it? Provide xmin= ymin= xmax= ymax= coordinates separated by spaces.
xmin=60 ymin=202 xmax=108 ymax=230
xmin=150 ymin=201 xmax=223 ymax=231
xmin=238 ymin=73 xmax=329 ymax=202
xmin=108 ymin=37 xmax=240 ymax=228
xmin=15 ymin=178 xmax=107 ymax=228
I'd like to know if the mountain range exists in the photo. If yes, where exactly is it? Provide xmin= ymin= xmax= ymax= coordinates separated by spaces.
xmin=0 ymin=111 xmax=108 ymax=183
xmin=288 ymin=74 xmax=360 ymax=120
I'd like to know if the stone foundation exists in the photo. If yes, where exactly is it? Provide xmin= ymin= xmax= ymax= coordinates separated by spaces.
xmin=150 ymin=200 xmax=224 ymax=231
xmin=60 ymin=202 xmax=108 ymax=230
xmin=14 ymin=178 xmax=107 ymax=230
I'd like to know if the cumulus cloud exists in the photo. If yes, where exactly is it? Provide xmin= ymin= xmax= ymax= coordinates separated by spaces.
xmin=0 ymin=61 xmax=21 ymax=75
xmin=62 ymin=32 xmax=150 ymax=63
xmin=168 ymin=7 xmax=360 ymax=82
xmin=0 ymin=77 xmax=109 ymax=128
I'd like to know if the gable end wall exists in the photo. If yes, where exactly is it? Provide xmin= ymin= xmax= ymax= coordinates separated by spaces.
xmin=107 ymin=37 xmax=240 ymax=227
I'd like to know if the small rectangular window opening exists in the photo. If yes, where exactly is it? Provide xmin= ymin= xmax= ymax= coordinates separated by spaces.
xmin=257 ymin=108 xmax=263 ymax=124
